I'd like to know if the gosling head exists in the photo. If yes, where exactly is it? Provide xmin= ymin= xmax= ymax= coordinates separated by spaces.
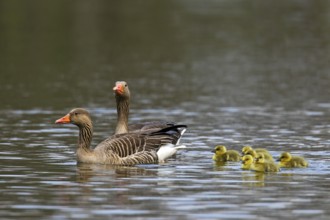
xmin=242 ymin=155 xmax=254 ymax=165
xmin=277 ymin=152 xmax=292 ymax=162
xmin=212 ymin=145 xmax=227 ymax=155
xmin=255 ymin=153 xmax=266 ymax=163
xmin=113 ymin=81 xmax=130 ymax=100
xmin=55 ymin=108 xmax=92 ymax=127
xmin=242 ymin=146 xmax=253 ymax=154
xmin=245 ymin=149 xmax=257 ymax=158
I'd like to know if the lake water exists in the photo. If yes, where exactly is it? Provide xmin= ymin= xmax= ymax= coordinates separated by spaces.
xmin=1 ymin=1 xmax=330 ymax=219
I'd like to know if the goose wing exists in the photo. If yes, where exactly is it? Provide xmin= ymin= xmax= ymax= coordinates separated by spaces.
xmin=96 ymin=125 xmax=187 ymax=158
xmin=128 ymin=121 xmax=176 ymax=132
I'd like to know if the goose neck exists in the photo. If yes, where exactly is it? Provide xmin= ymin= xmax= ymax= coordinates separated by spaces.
xmin=115 ymin=97 xmax=129 ymax=134
xmin=77 ymin=122 xmax=93 ymax=152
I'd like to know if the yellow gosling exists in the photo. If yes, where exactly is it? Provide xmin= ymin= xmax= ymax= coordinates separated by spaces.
xmin=212 ymin=145 xmax=241 ymax=162
xmin=242 ymin=146 xmax=270 ymax=154
xmin=241 ymin=146 xmax=253 ymax=154
xmin=277 ymin=152 xmax=308 ymax=168
xmin=251 ymin=153 xmax=280 ymax=173
xmin=245 ymin=149 xmax=274 ymax=162
xmin=241 ymin=155 xmax=254 ymax=170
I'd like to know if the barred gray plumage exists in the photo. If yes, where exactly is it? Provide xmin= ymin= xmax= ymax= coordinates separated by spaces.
xmin=55 ymin=108 xmax=187 ymax=165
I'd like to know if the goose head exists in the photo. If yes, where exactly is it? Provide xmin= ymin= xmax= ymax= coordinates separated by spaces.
xmin=113 ymin=81 xmax=130 ymax=100
xmin=55 ymin=108 xmax=92 ymax=127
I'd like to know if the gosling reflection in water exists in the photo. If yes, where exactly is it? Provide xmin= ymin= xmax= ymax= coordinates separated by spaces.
xmin=241 ymin=172 xmax=265 ymax=187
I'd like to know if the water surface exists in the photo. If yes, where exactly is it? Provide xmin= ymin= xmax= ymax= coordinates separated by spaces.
xmin=1 ymin=1 xmax=330 ymax=219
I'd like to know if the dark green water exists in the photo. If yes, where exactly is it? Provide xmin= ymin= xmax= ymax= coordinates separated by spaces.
xmin=1 ymin=1 xmax=330 ymax=219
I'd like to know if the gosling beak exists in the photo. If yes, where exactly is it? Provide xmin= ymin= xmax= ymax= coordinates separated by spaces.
xmin=113 ymin=84 xmax=124 ymax=94
xmin=276 ymin=158 xmax=281 ymax=162
xmin=211 ymin=149 xmax=216 ymax=153
xmin=55 ymin=114 xmax=71 ymax=124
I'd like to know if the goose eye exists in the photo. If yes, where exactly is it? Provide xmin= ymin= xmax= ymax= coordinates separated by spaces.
xmin=124 ymin=84 xmax=128 ymax=87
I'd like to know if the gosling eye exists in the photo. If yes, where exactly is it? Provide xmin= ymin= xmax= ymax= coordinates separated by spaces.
xmin=124 ymin=83 xmax=128 ymax=87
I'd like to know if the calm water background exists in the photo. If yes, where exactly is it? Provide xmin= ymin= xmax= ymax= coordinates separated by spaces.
xmin=1 ymin=0 xmax=330 ymax=219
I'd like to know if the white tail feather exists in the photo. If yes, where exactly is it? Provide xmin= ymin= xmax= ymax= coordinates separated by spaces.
xmin=176 ymin=128 xmax=187 ymax=144
xmin=157 ymin=144 xmax=187 ymax=163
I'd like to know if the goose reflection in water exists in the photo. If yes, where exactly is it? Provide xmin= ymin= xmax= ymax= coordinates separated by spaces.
xmin=76 ymin=163 xmax=159 ymax=183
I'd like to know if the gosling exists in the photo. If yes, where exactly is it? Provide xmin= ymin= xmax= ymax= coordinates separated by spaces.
xmin=242 ymin=146 xmax=270 ymax=155
xmin=244 ymin=149 xmax=274 ymax=162
xmin=241 ymin=155 xmax=254 ymax=170
xmin=251 ymin=153 xmax=280 ymax=173
xmin=212 ymin=145 xmax=241 ymax=162
xmin=277 ymin=152 xmax=308 ymax=168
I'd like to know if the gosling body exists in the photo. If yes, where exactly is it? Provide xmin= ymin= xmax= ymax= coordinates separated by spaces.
xmin=251 ymin=153 xmax=280 ymax=173
xmin=212 ymin=145 xmax=240 ymax=162
xmin=244 ymin=149 xmax=274 ymax=162
xmin=278 ymin=152 xmax=308 ymax=168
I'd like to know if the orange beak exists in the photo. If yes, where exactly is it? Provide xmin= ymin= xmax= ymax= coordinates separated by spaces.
xmin=113 ymin=84 xmax=124 ymax=95
xmin=55 ymin=114 xmax=71 ymax=124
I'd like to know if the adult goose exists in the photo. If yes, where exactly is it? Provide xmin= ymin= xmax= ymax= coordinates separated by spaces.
xmin=55 ymin=108 xmax=187 ymax=165
xmin=113 ymin=81 xmax=184 ymax=135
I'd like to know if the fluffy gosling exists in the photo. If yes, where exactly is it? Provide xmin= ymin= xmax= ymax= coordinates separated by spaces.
xmin=241 ymin=146 xmax=270 ymax=155
xmin=244 ymin=149 xmax=274 ymax=162
xmin=251 ymin=153 xmax=280 ymax=173
xmin=277 ymin=152 xmax=308 ymax=168
xmin=241 ymin=155 xmax=254 ymax=170
xmin=212 ymin=145 xmax=241 ymax=162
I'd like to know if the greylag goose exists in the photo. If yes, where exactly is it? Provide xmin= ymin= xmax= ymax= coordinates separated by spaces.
xmin=113 ymin=81 xmax=184 ymax=135
xmin=277 ymin=152 xmax=308 ymax=168
xmin=55 ymin=108 xmax=187 ymax=165
xmin=211 ymin=145 xmax=241 ymax=162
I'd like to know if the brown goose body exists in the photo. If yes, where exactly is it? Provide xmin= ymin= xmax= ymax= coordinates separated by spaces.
xmin=113 ymin=81 xmax=185 ymax=136
xmin=55 ymin=108 xmax=186 ymax=165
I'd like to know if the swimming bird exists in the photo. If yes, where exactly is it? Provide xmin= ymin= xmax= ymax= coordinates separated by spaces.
xmin=277 ymin=152 xmax=308 ymax=168
xmin=55 ymin=108 xmax=187 ymax=165
xmin=251 ymin=153 xmax=280 ymax=172
xmin=212 ymin=145 xmax=241 ymax=162
xmin=113 ymin=81 xmax=183 ymax=135
xmin=241 ymin=155 xmax=254 ymax=170
xmin=242 ymin=146 xmax=272 ymax=156
xmin=244 ymin=149 xmax=274 ymax=162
